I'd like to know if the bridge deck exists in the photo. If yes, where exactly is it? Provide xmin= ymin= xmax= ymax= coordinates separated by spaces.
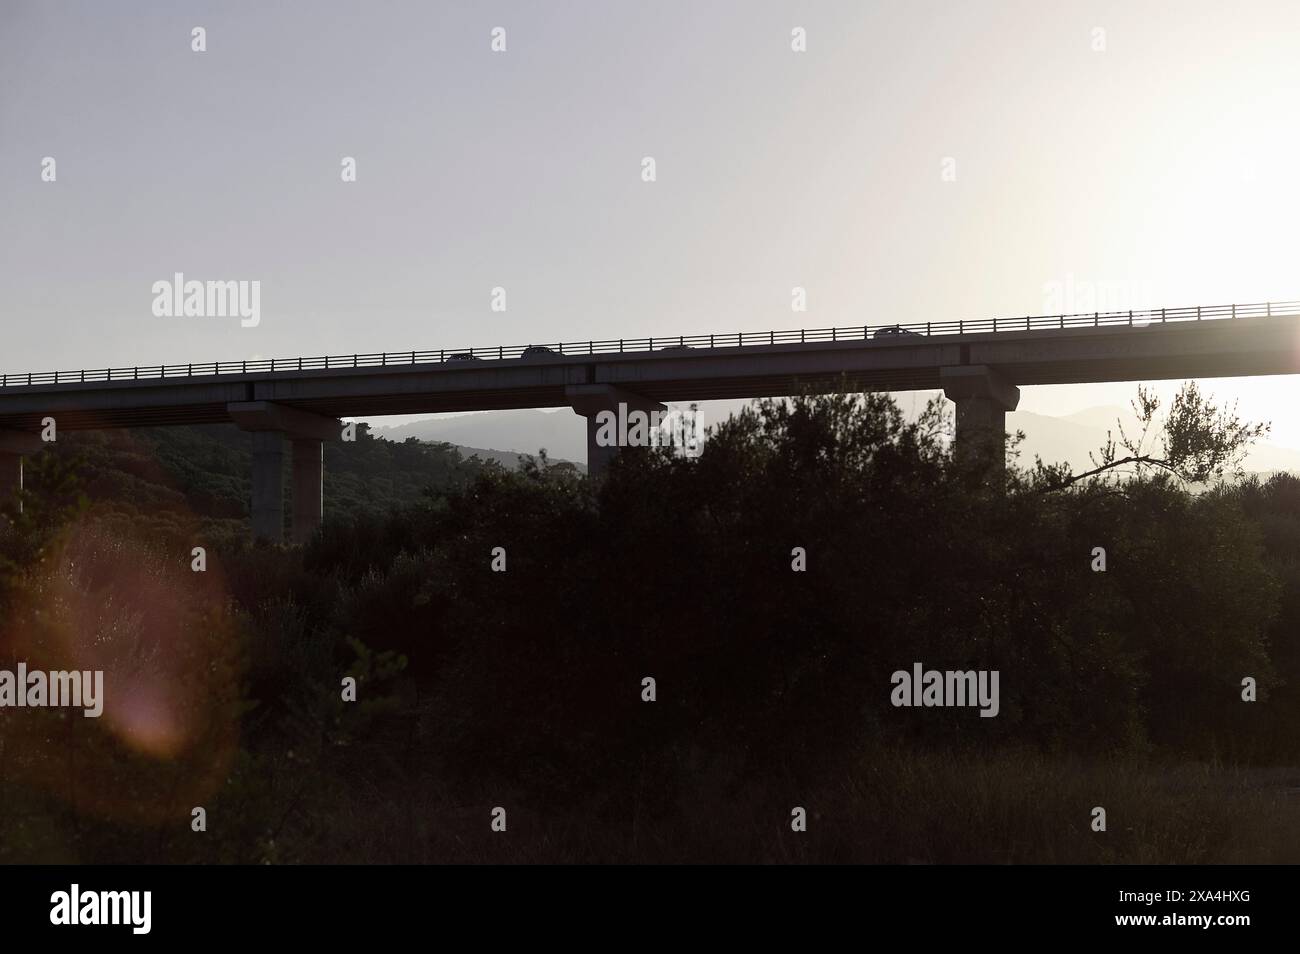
xmin=1 ymin=303 xmax=1298 ymax=432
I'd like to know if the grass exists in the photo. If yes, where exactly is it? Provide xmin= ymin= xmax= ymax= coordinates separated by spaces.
xmin=254 ymin=747 xmax=1300 ymax=864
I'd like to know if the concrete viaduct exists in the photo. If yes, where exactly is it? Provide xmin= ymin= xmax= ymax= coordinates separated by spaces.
xmin=0 ymin=301 xmax=1296 ymax=542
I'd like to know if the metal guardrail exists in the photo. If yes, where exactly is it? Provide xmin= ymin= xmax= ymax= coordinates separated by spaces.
xmin=2 ymin=300 xmax=1298 ymax=389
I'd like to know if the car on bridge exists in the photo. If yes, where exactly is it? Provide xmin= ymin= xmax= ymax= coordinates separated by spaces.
xmin=873 ymin=325 xmax=923 ymax=339
xmin=520 ymin=346 xmax=556 ymax=358
xmin=444 ymin=352 xmax=483 ymax=362
xmin=659 ymin=344 xmax=694 ymax=351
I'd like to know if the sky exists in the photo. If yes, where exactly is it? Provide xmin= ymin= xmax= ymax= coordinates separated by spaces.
xmin=3 ymin=1 xmax=1300 ymax=442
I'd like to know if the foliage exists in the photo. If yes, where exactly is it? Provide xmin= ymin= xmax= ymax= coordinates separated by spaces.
xmin=0 ymin=385 xmax=1294 ymax=862
xmin=1035 ymin=382 xmax=1269 ymax=491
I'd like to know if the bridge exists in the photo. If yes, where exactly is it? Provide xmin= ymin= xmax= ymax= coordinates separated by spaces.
xmin=1 ymin=300 xmax=1297 ymax=542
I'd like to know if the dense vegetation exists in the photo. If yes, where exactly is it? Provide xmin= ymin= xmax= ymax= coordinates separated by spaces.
xmin=2 ymin=393 xmax=1299 ymax=863
xmin=5 ymin=424 xmax=494 ymax=553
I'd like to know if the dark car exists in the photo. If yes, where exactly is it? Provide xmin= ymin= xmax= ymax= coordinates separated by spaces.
xmin=658 ymin=344 xmax=693 ymax=351
xmin=444 ymin=352 xmax=482 ymax=362
xmin=520 ymin=346 xmax=556 ymax=358
xmin=872 ymin=325 xmax=922 ymax=339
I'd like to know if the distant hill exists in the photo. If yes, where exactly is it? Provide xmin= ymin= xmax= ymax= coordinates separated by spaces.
xmin=33 ymin=424 xmax=502 ymax=547
xmin=369 ymin=403 xmax=746 ymax=470
xmin=373 ymin=410 xmax=589 ymax=467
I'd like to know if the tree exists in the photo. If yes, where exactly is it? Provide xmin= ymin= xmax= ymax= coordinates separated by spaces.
xmin=1034 ymin=381 xmax=1269 ymax=492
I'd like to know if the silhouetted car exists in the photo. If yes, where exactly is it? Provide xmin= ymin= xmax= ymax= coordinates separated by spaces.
xmin=520 ymin=346 xmax=556 ymax=358
xmin=659 ymin=344 xmax=693 ymax=351
xmin=873 ymin=325 xmax=923 ymax=339
xmin=444 ymin=352 xmax=482 ymax=362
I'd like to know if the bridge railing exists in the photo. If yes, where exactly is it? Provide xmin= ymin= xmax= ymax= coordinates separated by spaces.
xmin=3 ymin=300 xmax=1298 ymax=388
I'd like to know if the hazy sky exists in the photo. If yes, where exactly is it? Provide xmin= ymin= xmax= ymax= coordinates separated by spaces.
xmin=4 ymin=2 xmax=1300 ymax=440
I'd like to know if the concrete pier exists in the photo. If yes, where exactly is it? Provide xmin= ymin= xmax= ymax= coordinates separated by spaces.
xmin=566 ymin=384 xmax=667 ymax=478
xmin=229 ymin=401 xmax=339 ymax=543
xmin=291 ymin=438 xmax=324 ymax=543
xmin=0 ymin=429 xmax=44 ymax=512
xmin=940 ymin=365 xmax=1020 ymax=476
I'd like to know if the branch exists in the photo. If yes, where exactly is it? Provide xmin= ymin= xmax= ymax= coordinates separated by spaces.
xmin=1040 ymin=454 xmax=1174 ymax=493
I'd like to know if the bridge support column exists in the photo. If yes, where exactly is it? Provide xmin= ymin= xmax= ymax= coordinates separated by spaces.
xmin=0 ymin=453 xmax=20 ymax=505
xmin=940 ymin=366 xmax=1020 ymax=480
xmin=228 ymin=402 xmax=340 ymax=544
xmin=250 ymin=431 xmax=286 ymax=541
xmin=0 ymin=430 xmax=44 ymax=513
xmin=291 ymin=439 xmax=323 ymax=544
xmin=566 ymin=384 xmax=667 ymax=478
